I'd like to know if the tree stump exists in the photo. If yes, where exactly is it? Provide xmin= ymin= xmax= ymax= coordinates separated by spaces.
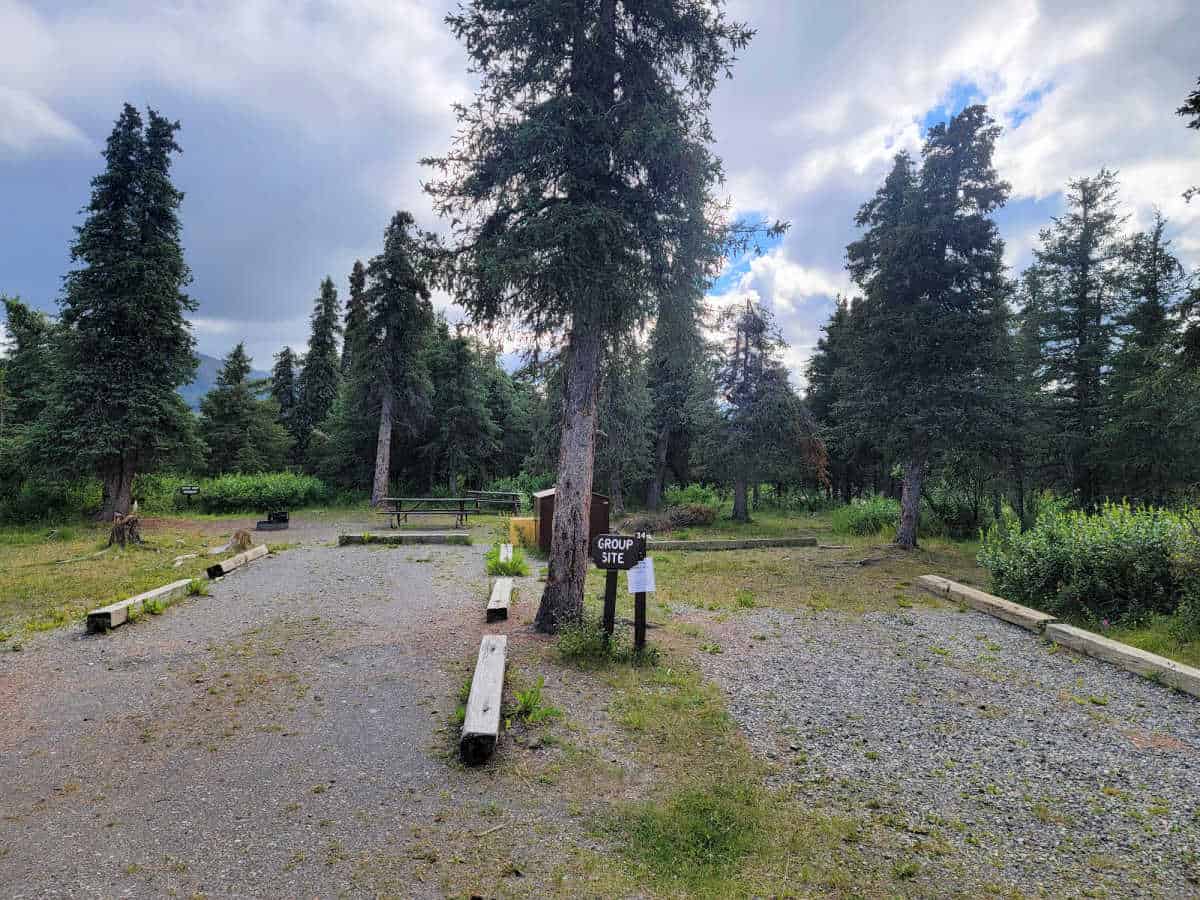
xmin=108 ymin=513 xmax=142 ymax=548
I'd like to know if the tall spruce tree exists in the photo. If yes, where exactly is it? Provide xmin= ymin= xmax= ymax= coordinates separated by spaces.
xmin=342 ymin=260 xmax=367 ymax=375
xmin=1103 ymin=211 xmax=1196 ymax=500
xmin=199 ymin=343 xmax=292 ymax=474
xmin=1027 ymin=169 xmax=1126 ymax=507
xmin=361 ymin=211 xmax=434 ymax=504
xmin=296 ymin=277 xmax=341 ymax=461
xmin=0 ymin=298 xmax=58 ymax=487
xmin=425 ymin=0 xmax=748 ymax=631
xmin=270 ymin=346 xmax=300 ymax=448
xmin=424 ymin=324 xmax=499 ymax=493
xmin=43 ymin=104 xmax=198 ymax=519
xmin=704 ymin=299 xmax=821 ymax=521
xmin=1179 ymin=76 xmax=1200 ymax=202
xmin=844 ymin=105 xmax=1012 ymax=548
xmin=596 ymin=338 xmax=655 ymax=517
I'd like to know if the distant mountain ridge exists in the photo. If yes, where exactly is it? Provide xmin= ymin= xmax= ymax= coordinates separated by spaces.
xmin=179 ymin=352 xmax=270 ymax=410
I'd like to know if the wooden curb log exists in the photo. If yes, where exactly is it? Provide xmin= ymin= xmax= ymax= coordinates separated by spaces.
xmin=87 ymin=579 xmax=194 ymax=633
xmin=1045 ymin=623 xmax=1200 ymax=699
xmin=487 ymin=577 xmax=513 ymax=623
xmin=647 ymin=536 xmax=817 ymax=552
xmin=206 ymin=543 xmax=269 ymax=579
xmin=917 ymin=574 xmax=1056 ymax=633
xmin=338 ymin=532 xmax=471 ymax=546
xmin=460 ymin=635 xmax=507 ymax=764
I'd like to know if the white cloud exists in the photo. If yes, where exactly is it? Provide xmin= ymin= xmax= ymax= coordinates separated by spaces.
xmin=0 ymin=87 xmax=88 ymax=157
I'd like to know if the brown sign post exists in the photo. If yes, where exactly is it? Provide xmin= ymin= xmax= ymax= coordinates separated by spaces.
xmin=590 ymin=533 xmax=648 ymax=649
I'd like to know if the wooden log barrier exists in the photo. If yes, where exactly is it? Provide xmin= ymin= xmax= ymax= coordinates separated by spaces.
xmin=206 ymin=543 xmax=269 ymax=579
xmin=86 ymin=579 xmax=194 ymax=633
xmin=460 ymin=635 xmax=507 ymax=764
xmin=486 ymin=577 xmax=513 ymax=623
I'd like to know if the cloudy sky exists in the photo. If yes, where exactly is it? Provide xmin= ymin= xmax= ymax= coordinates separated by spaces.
xmin=2 ymin=0 xmax=1198 ymax=382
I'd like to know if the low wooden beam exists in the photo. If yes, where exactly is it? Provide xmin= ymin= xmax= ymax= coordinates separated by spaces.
xmin=460 ymin=635 xmax=507 ymax=765
xmin=86 ymin=579 xmax=194 ymax=633
xmin=486 ymin=578 xmax=513 ymax=623
xmin=206 ymin=543 xmax=269 ymax=579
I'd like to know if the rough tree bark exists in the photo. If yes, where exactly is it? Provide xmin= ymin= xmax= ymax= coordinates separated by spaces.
xmin=609 ymin=467 xmax=624 ymax=518
xmin=535 ymin=328 xmax=603 ymax=633
xmin=731 ymin=476 xmax=750 ymax=523
xmin=371 ymin=391 xmax=394 ymax=507
xmin=895 ymin=454 xmax=927 ymax=549
xmin=98 ymin=456 xmax=135 ymax=521
xmin=645 ymin=424 xmax=670 ymax=511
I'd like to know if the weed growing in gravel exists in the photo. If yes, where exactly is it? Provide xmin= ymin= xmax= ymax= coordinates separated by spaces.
xmin=484 ymin=543 xmax=530 ymax=577
xmin=735 ymin=589 xmax=756 ymax=608
xmin=188 ymin=579 xmax=209 ymax=596
xmin=511 ymin=676 xmax=562 ymax=725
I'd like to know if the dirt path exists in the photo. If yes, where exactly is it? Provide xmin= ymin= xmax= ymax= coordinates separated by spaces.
xmin=0 ymin=521 xmax=540 ymax=898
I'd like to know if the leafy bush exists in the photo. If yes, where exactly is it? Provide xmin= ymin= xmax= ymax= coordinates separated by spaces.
xmin=485 ymin=542 xmax=530 ymax=576
xmin=978 ymin=502 xmax=1199 ymax=625
xmin=484 ymin=471 xmax=554 ymax=510
xmin=0 ymin=479 xmax=102 ymax=523
xmin=194 ymin=472 xmax=330 ymax=513
xmin=664 ymin=483 xmax=722 ymax=510
xmin=830 ymin=495 xmax=901 ymax=536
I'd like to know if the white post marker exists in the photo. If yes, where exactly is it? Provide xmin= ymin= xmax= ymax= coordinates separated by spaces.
xmin=499 ymin=543 xmax=513 ymax=563
xmin=628 ymin=557 xmax=656 ymax=594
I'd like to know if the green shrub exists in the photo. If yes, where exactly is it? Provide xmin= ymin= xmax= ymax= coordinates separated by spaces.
xmin=830 ymin=495 xmax=901 ymax=536
xmin=484 ymin=472 xmax=553 ymax=510
xmin=0 ymin=479 xmax=102 ymax=523
xmin=665 ymin=483 xmax=722 ymax=510
xmin=485 ymin=543 xmax=530 ymax=577
xmin=195 ymin=473 xmax=330 ymax=513
xmin=556 ymin=617 xmax=658 ymax=667
xmin=978 ymin=502 xmax=1199 ymax=625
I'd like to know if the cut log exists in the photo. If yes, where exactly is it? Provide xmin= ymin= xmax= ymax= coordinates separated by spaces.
xmin=1045 ymin=624 xmax=1200 ymax=698
xmin=487 ymin=577 xmax=513 ymax=623
xmin=206 ymin=543 xmax=268 ymax=579
xmin=87 ymin=579 xmax=193 ymax=633
xmin=460 ymin=635 xmax=507 ymax=765
xmin=917 ymin=575 xmax=1056 ymax=633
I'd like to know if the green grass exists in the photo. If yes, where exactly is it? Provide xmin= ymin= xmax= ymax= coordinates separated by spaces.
xmin=0 ymin=521 xmax=215 ymax=637
xmin=484 ymin=542 xmax=530 ymax=576
xmin=1106 ymin=617 xmax=1200 ymax=669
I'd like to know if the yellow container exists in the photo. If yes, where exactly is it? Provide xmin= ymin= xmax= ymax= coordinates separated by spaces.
xmin=510 ymin=516 xmax=536 ymax=549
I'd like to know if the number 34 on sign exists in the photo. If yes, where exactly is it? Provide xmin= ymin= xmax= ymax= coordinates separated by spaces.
xmin=627 ymin=557 xmax=655 ymax=594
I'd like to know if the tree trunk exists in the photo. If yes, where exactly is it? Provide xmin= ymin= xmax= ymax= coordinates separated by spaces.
xmin=98 ymin=457 xmax=135 ymax=521
xmin=536 ymin=328 xmax=603 ymax=633
xmin=609 ymin=468 xmax=625 ymax=519
xmin=646 ymin=424 xmax=670 ymax=511
xmin=752 ymin=482 xmax=760 ymax=511
xmin=895 ymin=454 xmax=926 ymax=549
xmin=371 ymin=391 xmax=394 ymax=507
xmin=732 ymin=477 xmax=750 ymax=523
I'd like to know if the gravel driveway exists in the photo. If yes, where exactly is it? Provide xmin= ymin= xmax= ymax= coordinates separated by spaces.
xmin=0 ymin=520 xmax=500 ymax=898
xmin=697 ymin=602 xmax=1200 ymax=897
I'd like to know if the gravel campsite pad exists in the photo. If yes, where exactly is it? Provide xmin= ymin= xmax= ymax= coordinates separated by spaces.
xmin=696 ymin=601 xmax=1200 ymax=897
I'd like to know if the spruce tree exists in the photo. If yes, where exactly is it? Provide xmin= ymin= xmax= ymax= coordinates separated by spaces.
xmin=44 ymin=104 xmax=198 ymax=519
xmin=361 ymin=211 xmax=434 ymax=504
xmin=425 ymin=0 xmax=749 ymax=631
xmin=1103 ymin=211 xmax=1196 ymax=500
xmin=424 ymin=325 xmax=499 ymax=493
xmin=1179 ymin=76 xmax=1200 ymax=202
xmin=596 ymin=338 xmax=655 ymax=517
xmin=296 ymin=277 xmax=342 ymax=460
xmin=200 ymin=343 xmax=292 ymax=474
xmin=342 ymin=260 xmax=368 ymax=375
xmin=1027 ymin=169 xmax=1126 ymax=507
xmin=270 ymin=346 xmax=300 ymax=448
xmin=844 ymin=105 xmax=1012 ymax=547
xmin=705 ymin=299 xmax=822 ymax=522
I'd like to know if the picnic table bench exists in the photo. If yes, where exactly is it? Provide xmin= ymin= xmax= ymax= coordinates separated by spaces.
xmin=378 ymin=497 xmax=474 ymax=528
xmin=467 ymin=490 xmax=522 ymax=514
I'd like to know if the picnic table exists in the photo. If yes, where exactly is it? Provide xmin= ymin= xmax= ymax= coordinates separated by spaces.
xmin=378 ymin=497 xmax=474 ymax=528
xmin=467 ymin=490 xmax=522 ymax=514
